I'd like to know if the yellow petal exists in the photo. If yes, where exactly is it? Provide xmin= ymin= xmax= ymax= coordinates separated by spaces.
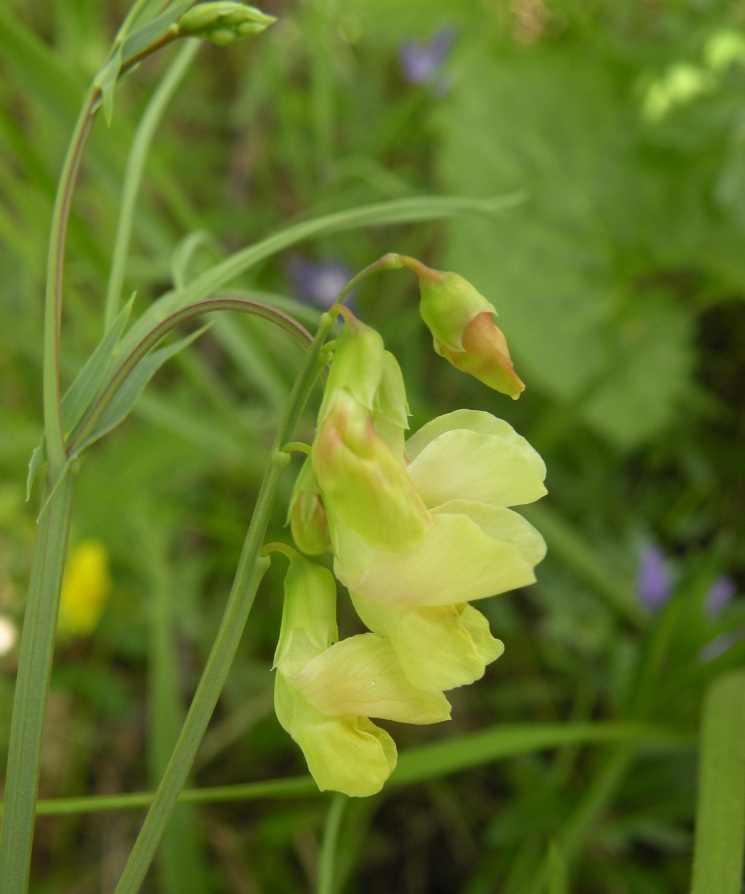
xmin=313 ymin=389 xmax=431 ymax=551
xmin=335 ymin=502 xmax=546 ymax=607
xmin=293 ymin=633 xmax=451 ymax=724
xmin=274 ymin=674 xmax=396 ymax=797
xmin=406 ymin=409 xmax=546 ymax=508
xmin=352 ymin=595 xmax=504 ymax=691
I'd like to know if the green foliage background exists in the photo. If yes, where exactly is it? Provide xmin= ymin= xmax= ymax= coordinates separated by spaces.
xmin=1 ymin=0 xmax=743 ymax=892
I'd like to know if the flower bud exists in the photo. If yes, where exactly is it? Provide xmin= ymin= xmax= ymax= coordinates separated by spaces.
xmin=320 ymin=310 xmax=386 ymax=419
xmin=417 ymin=267 xmax=525 ymax=398
xmin=178 ymin=2 xmax=276 ymax=46
xmin=372 ymin=351 xmax=410 ymax=459
xmin=313 ymin=389 xmax=430 ymax=552
xmin=288 ymin=457 xmax=331 ymax=556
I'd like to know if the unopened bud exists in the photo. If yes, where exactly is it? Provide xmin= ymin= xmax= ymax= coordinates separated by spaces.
xmin=417 ymin=267 xmax=525 ymax=399
xmin=288 ymin=457 xmax=331 ymax=556
xmin=178 ymin=2 xmax=276 ymax=45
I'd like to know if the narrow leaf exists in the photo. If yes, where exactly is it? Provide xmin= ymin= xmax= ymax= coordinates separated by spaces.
xmin=26 ymin=298 xmax=134 ymax=500
xmin=78 ymin=325 xmax=209 ymax=453
xmin=26 ymin=444 xmax=46 ymax=502
xmin=63 ymin=296 xmax=134 ymax=436
xmin=690 ymin=671 xmax=745 ymax=894
xmin=547 ymin=841 xmax=568 ymax=894
xmin=94 ymin=45 xmax=124 ymax=126
xmin=392 ymin=721 xmax=684 ymax=786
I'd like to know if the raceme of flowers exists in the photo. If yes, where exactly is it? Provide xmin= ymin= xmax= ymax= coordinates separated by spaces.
xmin=276 ymin=267 xmax=547 ymax=796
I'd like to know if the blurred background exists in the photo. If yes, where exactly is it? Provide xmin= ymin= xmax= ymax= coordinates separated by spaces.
xmin=1 ymin=0 xmax=744 ymax=891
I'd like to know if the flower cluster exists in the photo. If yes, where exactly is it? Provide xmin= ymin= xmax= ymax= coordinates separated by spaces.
xmin=276 ymin=268 xmax=547 ymax=796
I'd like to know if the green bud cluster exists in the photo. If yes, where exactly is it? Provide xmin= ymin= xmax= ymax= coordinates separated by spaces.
xmin=178 ymin=2 xmax=276 ymax=46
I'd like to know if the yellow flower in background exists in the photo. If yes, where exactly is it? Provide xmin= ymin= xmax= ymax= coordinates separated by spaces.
xmin=58 ymin=540 xmax=111 ymax=638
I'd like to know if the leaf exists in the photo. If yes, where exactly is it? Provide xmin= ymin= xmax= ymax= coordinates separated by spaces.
xmin=118 ymin=2 xmax=193 ymax=68
xmin=26 ymin=298 xmax=134 ymax=500
xmin=547 ymin=841 xmax=568 ymax=894
xmin=75 ymin=325 xmax=209 ymax=455
xmin=26 ymin=444 xmax=46 ymax=502
xmin=391 ymin=721 xmax=682 ymax=786
xmin=170 ymin=230 xmax=222 ymax=291
xmin=94 ymin=45 xmax=124 ymax=126
xmin=63 ymin=297 xmax=134 ymax=437
xmin=690 ymin=671 xmax=745 ymax=894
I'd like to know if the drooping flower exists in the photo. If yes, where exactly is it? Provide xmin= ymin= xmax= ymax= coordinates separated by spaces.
xmin=288 ymin=456 xmax=330 ymax=556
xmin=273 ymin=549 xmax=450 ymax=797
xmin=416 ymin=266 xmax=525 ymax=398
xmin=58 ymin=539 xmax=111 ymax=638
xmin=311 ymin=314 xmax=430 ymax=552
xmin=281 ymin=296 xmax=547 ymax=794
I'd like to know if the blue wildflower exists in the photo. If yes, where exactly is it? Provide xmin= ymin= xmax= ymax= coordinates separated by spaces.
xmin=399 ymin=29 xmax=455 ymax=93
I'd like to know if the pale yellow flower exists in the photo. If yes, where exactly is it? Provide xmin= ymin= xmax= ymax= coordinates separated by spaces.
xmin=273 ymin=551 xmax=450 ymax=796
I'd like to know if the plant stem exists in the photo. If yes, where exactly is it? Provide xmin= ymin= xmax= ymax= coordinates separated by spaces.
xmin=113 ymin=311 xmax=337 ymax=894
xmin=42 ymin=87 xmax=99 ymax=480
xmin=0 ymin=474 xmax=76 ymax=892
xmin=317 ymin=795 xmax=348 ymax=894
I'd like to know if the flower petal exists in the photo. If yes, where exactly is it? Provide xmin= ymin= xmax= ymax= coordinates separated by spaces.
xmin=293 ymin=633 xmax=452 ymax=724
xmin=335 ymin=502 xmax=546 ymax=607
xmin=352 ymin=595 xmax=504 ymax=691
xmin=406 ymin=410 xmax=547 ymax=509
xmin=274 ymin=674 xmax=396 ymax=797
xmin=313 ymin=389 xmax=431 ymax=551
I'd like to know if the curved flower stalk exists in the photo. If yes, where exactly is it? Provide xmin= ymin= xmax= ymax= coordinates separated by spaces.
xmin=272 ymin=548 xmax=450 ymax=796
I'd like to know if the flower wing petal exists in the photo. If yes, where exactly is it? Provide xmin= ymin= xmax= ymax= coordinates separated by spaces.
xmin=293 ymin=633 xmax=451 ymax=724
xmin=335 ymin=503 xmax=545 ymax=607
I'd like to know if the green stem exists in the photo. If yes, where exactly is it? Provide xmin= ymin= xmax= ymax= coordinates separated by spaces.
xmin=113 ymin=311 xmax=337 ymax=894
xmin=42 ymin=86 xmax=99 ymax=480
xmin=104 ymin=39 xmax=199 ymax=331
xmin=317 ymin=795 xmax=348 ymax=894
xmin=0 ymin=474 xmax=76 ymax=892
xmin=70 ymin=295 xmax=312 ymax=457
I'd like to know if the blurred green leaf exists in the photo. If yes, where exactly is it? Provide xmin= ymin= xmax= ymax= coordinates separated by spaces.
xmin=437 ymin=46 xmax=696 ymax=447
